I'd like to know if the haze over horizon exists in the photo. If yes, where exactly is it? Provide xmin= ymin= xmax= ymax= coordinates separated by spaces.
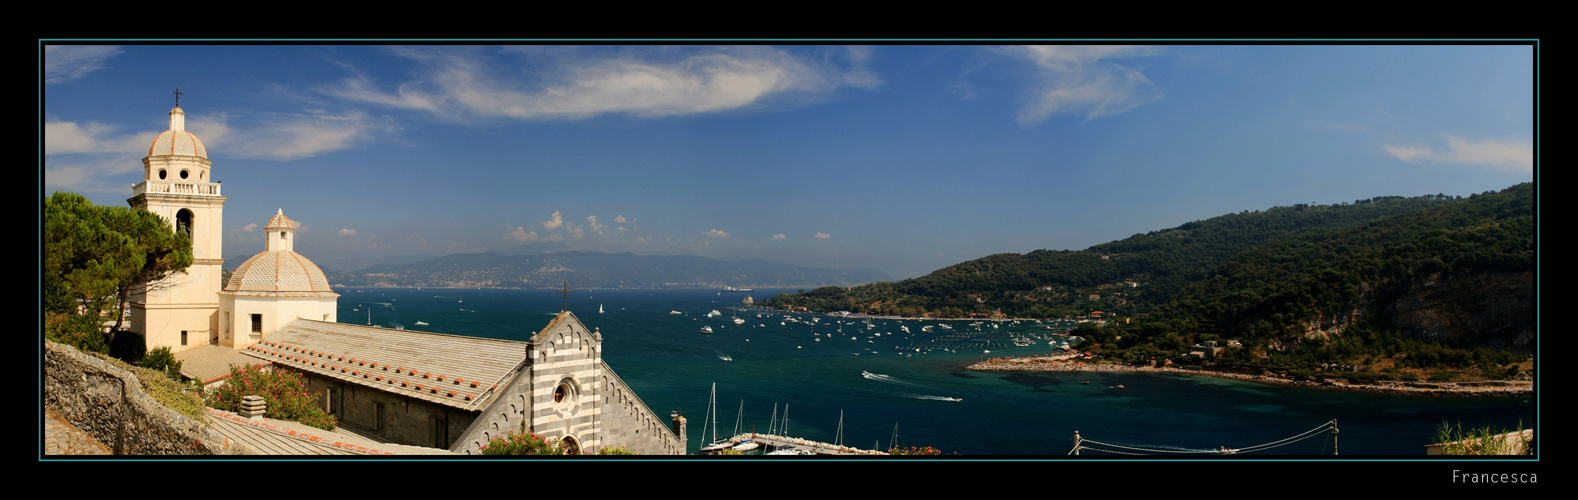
xmin=43 ymin=44 xmax=1535 ymax=280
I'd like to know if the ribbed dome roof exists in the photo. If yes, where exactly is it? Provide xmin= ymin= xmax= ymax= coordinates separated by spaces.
xmin=147 ymin=106 xmax=208 ymax=158
xmin=224 ymin=251 xmax=338 ymax=297
xmin=149 ymin=130 xmax=207 ymax=158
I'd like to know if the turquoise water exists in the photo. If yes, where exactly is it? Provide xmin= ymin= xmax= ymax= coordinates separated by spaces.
xmin=337 ymin=287 xmax=1534 ymax=456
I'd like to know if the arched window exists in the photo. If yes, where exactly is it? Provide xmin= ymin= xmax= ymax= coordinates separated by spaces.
xmin=176 ymin=209 xmax=194 ymax=235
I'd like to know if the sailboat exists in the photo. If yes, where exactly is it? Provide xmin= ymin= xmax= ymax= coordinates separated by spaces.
xmin=730 ymin=400 xmax=760 ymax=451
xmin=699 ymin=383 xmax=732 ymax=453
xmin=599 ymin=304 xmax=604 ymax=314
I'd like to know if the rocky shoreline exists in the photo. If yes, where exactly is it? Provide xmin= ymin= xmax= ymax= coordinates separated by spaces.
xmin=965 ymin=358 xmax=1532 ymax=397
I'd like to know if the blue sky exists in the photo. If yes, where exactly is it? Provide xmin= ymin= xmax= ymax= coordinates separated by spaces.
xmin=42 ymin=44 xmax=1536 ymax=280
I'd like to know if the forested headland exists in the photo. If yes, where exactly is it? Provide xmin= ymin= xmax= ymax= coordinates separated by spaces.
xmin=765 ymin=183 xmax=1534 ymax=381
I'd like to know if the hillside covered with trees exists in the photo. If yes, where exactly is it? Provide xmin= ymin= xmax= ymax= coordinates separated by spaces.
xmin=765 ymin=184 xmax=1534 ymax=379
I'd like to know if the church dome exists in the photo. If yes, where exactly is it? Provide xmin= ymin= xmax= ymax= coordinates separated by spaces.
xmin=147 ymin=106 xmax=208 ymax=158
xmin=224 ymin=251 xmax=337 ymax=297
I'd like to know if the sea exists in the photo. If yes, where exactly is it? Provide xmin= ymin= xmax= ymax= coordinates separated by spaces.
xmin=336 ymin=287 xmax=1534 ymax=456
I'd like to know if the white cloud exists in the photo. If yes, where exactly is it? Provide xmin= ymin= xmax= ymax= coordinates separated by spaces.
xmin=613 ymin=215 xmax=632 ymax=223
xmin=814 ymin=232 xmax=831 ymax=239
xmin=45 ymin=45 xmax=122 ymax=83
xmin=338 ymin=228 xmax=357 ymax=236
xmin=43 ymin=157 xmax=143 ymax=193
xmin=993 ymin=45 xmax=1163 ymax=125
xmin=1384 ymin=144 xmax=1432 ymax=163
xmin=243 ymin=223 xmax=259 ymax=232
xmin=586 ymin=215 xmax=605 ymax=235
xmin=704 ymin=229 xmax=729 ymax=238
xmin=507 ymin=226 xmax=562 ymax=243
xmin=772 ymin=234 xmax=787 ymax=240
xmin=220 ymin=111 xmax=395 ymax=161
xmin=44 ymin=121 xmax=153 ymax=155
xmin=326 ymin=46 xmax=879 ymax=121
xmin=542 ymin=211 xmax=564 ymax=230
xmin=1384 ymin=135 xmax=1533 ymax=174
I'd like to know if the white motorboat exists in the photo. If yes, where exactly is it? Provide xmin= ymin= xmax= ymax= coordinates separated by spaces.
xmin=700 ymin=326 xmax=713 ymax=334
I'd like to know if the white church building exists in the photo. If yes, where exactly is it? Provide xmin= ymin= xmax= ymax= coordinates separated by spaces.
xmin=128 ymin=101 xmax=685 ymax=454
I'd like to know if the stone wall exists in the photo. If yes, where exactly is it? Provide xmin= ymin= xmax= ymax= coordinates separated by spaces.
xmin=43 ymin=340 xmax=248 ymax=455
xmin=596 ymin=361 xmax=684 ymax=455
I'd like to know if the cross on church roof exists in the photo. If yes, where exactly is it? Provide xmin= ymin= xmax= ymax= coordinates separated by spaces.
xmin=558 ymin=280 xmax=574 ymax=312
xmin=173 ymin=87 xmax=183 ymax=107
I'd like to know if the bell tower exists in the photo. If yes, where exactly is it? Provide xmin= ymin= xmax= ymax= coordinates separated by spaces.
xmin=127 ymin=94 xmax=226 ymax=352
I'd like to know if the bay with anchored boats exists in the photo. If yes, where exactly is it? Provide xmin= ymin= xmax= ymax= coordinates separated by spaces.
xmin=337 ymin=287 xmax=1532 ymax=455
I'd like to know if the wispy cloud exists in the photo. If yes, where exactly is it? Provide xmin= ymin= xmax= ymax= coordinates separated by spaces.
xmin=772 ymin=234 xmax=787 ymax=240
xmin=243 ymin=223 xmax=259 ymax=232
xmin=814 ymin=232 xmax=831 ymax=239
xmin=993 ymin=45 xmax=1163 ymax=125
xmin=44 ymin=121 xmax=153 ymax=155
xmin=338 ymin=229 xmax=357 ymax=236
xmin=220 ymin=111 xmax=396 ymax=161
xmin=704 ymin=229 xmax=729 ymax=238
xmin=1384 ymin=135 xmax=1533 ymax=174
xmin=325 ymin=46 xmax=879 ymax=121
xmin=586 ymin=215 xmax=605 ymax=236
xmin=45 ymin=45 xmax=123 ymax=83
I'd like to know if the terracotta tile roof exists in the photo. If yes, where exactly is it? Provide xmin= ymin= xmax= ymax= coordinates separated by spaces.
xmin=265 ymin=212 xmax=298 ymax=230
xmin=241 ymin=319 xmax=528 ymax=411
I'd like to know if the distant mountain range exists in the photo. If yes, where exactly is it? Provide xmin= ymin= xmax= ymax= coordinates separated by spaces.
xmin=316 ymin=250 xmax=892 ymax=289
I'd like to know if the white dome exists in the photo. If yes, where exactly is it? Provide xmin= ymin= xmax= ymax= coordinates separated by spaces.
xmin=224 ymin=251 xmax=338 ymax=297
xmin=147 ymin=106 xmax=208 ymax=158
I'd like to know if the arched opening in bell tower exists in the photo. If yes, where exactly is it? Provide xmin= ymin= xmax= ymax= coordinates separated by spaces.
xmin=176 ymin=209 xmax=194 ymax=235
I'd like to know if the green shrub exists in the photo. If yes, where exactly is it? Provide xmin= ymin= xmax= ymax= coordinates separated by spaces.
xmin=596 ymin=446 xmax=635 ymax=455
xmin=139 ymin=346 xmax=182 ymax=381
xmin=1433 ymin=420 xmax=1532 ymax=455
xmin=46 ymin=312 xmax=108 ymax=355
xmin=205 ymin=364 xmax=336 ymax=431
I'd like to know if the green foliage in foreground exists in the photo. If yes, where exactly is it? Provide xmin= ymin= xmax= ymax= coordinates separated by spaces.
xmin=1434 ymin=420 xmax=1532 ymax=455
xmin=595 ymin=446 xmax=636 ymax=455
xmin=139 ymin=346 xmax=183 ymax=381
xmin=206 ymin=364 xmax=336 ymax=431
xmin=480 ymin=431 xmax=569 ymax=455
xmin=89 ymin=351 xmax=207 ymax=424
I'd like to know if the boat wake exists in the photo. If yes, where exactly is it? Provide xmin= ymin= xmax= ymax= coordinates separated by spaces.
xmin=904 ymin=394 xmax=964 ymax=402
xmin=862 ymin=372 xmax=923 ymax=387
xmin=865 ymin=372 xmax=962 ymax=401
xmin=712 ymin=349 xmax=733 ymax=362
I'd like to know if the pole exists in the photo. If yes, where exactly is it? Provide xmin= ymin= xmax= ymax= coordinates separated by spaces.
xmin=1074 ymin=430 xmax=1081 ymax=456
xmin=1331 ymin=419 xmax=1339 ymax=456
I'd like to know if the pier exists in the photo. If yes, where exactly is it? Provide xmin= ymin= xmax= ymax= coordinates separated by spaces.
xmin=709 ymin=433 xmax=888 ymax=455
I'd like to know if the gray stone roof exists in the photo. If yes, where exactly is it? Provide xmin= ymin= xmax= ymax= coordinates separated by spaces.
xmin=241 ymin=319 xmax=529 ymax=411
xmin=174 ymin=344 xmax=271 ymax=384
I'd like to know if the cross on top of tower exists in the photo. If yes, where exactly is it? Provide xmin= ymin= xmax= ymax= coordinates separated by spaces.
xmin=173 ymin=87 xmax=183 ymax=107
xmin=558 ymin=280 xmax=574 ymax=312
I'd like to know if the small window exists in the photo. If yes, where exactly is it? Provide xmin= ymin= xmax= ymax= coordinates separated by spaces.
xmin=158 ymin=169 xmax=167 ymax=180
xmin=374 ymin=402 xmax=385 ymax=431
xmin=180 ymin=169 xmax=189 ymax=179
xmin=181 ymin=330 xmax=187 ymax=345
xmin=251 ymin=314 xmax=262 ymax=334
xmin=280 ymin=231 xmax=287 ymax=239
